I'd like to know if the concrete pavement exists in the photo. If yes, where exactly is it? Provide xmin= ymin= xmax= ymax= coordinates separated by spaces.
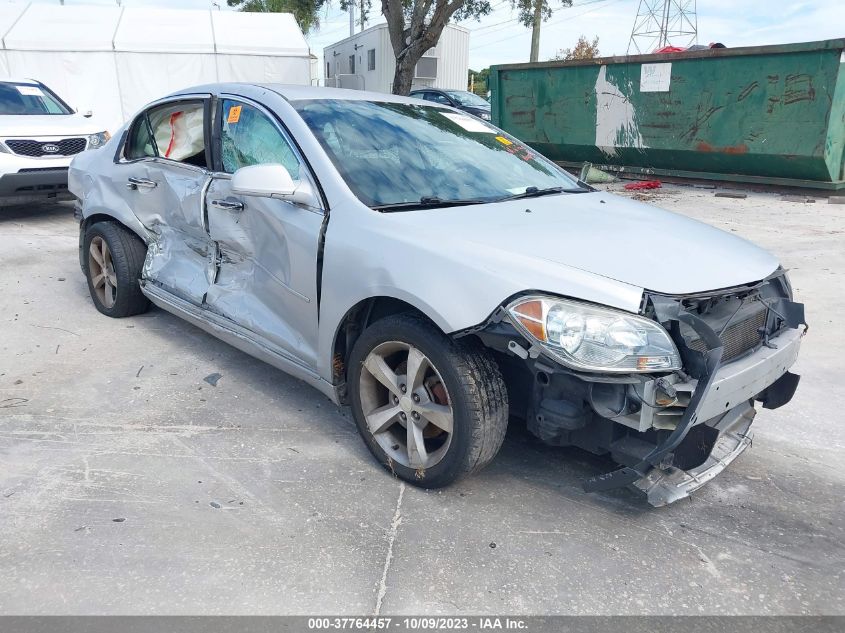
xmin=0 ymin=190 xmax=842 ymax=615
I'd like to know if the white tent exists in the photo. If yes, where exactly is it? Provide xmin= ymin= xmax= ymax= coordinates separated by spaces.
xmin=0 ymin=4 xmax=311 ymax=132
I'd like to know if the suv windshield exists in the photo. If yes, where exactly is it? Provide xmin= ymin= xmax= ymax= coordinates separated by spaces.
xmin=0 ymin=82 xmax=72 ymax=115
xmin=445 ymin=90 xmax=490 ymax=108
xmin=294 ymin=99 xmax=582 ymax=208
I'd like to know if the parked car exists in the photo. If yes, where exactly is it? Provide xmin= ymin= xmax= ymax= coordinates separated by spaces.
xmin=409 ymin=88 xmax=491 ymax=120
xmin=0 ymin=78 xmax=110 ymax=207
xmin=68 ymin=84 xmax=806 ymax=506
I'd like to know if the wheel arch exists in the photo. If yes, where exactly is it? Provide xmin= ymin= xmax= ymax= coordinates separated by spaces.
xmin=330 ymin=295 xmax=447 ymax=403
xmin=79 ymin=212 xmax=148 ymax=272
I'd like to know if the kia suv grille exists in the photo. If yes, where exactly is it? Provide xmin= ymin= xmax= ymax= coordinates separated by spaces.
xmin=5 ymin=138 xmax=87 ymax=157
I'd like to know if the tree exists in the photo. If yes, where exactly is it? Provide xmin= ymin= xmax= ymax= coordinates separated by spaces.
xmin=350 ymin=0 xmax=493 ymax=95
xmin=511 ymin=0 xmax=572 ymax=62
xmin=467 ymin=67 xmax=490 ymax=96
xmin=551 ymin=35 xmax=600 ymax=61
xmin=227 ymin=0 xmax=326 ymax=35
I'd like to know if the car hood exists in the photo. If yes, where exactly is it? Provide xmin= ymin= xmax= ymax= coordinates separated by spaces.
xmin=0 ymin=114 xmax=104 ymax=138
xmin=386 ymin=191 xmax=779 ymax=296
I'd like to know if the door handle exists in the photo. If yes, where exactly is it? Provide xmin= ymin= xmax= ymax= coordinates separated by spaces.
xmin=210 ymin=198 xmax=245 ymax=212
xmin=127 ymin=177 xmax=157 ymax=190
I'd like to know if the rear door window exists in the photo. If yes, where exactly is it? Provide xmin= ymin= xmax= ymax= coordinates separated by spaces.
xmin=125 ymin=101 xmax=208 ymax=168
xmin=126 ymin=114 xmax=157 ymax=160
xmin=219 ymin=99 xmax=301 ymax=179
xmin=422 ymin=92 xmax=450 ymax=105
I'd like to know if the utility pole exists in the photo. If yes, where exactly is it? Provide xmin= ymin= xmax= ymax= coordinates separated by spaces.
xmin=349 ymin=3 xmax=354 ymax=37
xmin=529 ymin=0 xmax=543 ymax=62
xmin=628 ymin=0 xmax=698 ymax=54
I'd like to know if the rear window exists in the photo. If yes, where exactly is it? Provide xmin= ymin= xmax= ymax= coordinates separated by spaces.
xmin=0 ymin=82 xmax=72 ymax=115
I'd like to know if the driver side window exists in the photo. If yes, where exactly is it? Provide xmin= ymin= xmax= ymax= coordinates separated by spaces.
xmin=220 ymin=99 xmax=300 ymax=179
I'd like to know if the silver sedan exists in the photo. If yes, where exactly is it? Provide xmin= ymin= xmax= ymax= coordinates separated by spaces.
xmin=68 ymin=84 xmax=806 ymax=505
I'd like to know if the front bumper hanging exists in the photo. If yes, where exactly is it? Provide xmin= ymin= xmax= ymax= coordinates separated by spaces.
xmin=583 ymin=293 xmax=806 ymax=503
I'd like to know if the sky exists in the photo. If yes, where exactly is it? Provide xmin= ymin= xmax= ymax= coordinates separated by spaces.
xmin=8 ymin=0 xmax=845 ymax=73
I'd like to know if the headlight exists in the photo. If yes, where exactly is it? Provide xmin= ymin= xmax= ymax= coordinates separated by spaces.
xmin=87 ymin=131 xmax=111 ymax=149
xmin=507 ymin=296 xmax=682 ymax=373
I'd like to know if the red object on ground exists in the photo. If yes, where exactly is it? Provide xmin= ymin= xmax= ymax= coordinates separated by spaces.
xmin=654 ymin=46 xmax=687 ymax=53
xmin=624 ymin=180 xmax=662 ymax=190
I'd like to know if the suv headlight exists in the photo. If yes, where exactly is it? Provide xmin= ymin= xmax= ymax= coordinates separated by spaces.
xmin=507 ymin=296 xmax=682 ymax=373
xmin=87 ymin=131 xmax=111 ymax=149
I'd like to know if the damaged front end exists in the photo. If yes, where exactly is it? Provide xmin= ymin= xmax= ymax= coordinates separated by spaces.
xmin=472 ymin=270 xmax=806 ymax=506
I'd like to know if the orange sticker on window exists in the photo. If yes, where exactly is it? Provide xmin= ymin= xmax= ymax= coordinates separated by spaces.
xmin=495 ymin=136 xmax=513 ymax=145
xmin=227 ymin=105 xmax=242 ymax=124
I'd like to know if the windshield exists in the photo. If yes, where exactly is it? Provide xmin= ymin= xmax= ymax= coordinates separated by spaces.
xmin=0 ymin=82 xmax=72 ymax=115
xmin=294 ymin=100 xmax=581 ymax=208
xmin=445 ymin=90 xmax=490 ymax=108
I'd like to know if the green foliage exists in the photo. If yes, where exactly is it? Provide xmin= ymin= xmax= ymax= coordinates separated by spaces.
xmin=510 ymin=0 xmax=572 ymax=28
xmin=551 ymin=34 xmax=600 ymax=61
xmin=227 ymin=0 xmax=327 ymax=34
xmin=468 ymin=67 xmax=490 ymax=96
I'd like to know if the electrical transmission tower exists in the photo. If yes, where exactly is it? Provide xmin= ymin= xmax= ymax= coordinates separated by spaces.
xmin=628 ymin=0 xmax=698 ymax=55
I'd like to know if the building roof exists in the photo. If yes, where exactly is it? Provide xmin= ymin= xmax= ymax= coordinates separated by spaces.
xmin=323 ymin=21 xmax=469 ymax=52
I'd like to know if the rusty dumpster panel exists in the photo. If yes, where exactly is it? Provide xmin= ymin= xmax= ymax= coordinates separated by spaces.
xmin=490 ymin=39 xmax=845 ymax=186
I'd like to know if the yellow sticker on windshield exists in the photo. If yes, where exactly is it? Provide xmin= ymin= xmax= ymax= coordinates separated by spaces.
xmin=227 ymin=105 xmax=242 ymax=124
xmin=495 ymin=136 xmax=513 ymax=145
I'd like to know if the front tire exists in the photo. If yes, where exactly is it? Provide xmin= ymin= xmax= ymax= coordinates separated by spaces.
xmin=83 ymin=221 xmax=150 ymax=318
xmin=348 ymin=313 xmax=508 ymax=488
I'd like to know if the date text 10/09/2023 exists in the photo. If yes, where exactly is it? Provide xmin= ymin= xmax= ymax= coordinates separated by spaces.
xmin=307 ymin=617 xmax=529 ymax=630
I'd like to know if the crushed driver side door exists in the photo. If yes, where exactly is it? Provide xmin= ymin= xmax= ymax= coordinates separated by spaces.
xmin=202 ymin=96 xmax=325 ymax=370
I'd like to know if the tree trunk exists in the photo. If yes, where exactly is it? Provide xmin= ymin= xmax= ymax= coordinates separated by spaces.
xmin=530 ymin=0 xmax=543 ymax=62
xmin=383 ymin=0 xmax=462 ymax=95
xmin=392 ymin=53 xmax=417 ymax=95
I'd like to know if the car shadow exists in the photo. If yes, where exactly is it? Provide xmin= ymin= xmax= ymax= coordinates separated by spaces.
xmin=133 ymin=304 xmax=651 ymax=513
xmin=0 ymin=200 xmax=74 ymax=222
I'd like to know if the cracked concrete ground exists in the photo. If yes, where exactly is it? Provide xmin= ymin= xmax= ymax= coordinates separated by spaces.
xmin=0 ymin=188 xmax=843 ymax=615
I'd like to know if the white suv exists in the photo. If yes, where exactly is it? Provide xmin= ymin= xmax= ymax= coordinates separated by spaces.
xmin=0 ymin=78 xmax=109 ymax=207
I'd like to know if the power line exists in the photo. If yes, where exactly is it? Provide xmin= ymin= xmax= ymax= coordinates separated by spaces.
xmin=469 ymin=0 xmax=619 ymax=45
xmin=470 ymin=0 xmax=623 ymax=50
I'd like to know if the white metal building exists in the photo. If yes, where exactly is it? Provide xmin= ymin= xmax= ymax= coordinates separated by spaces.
xmin=0 ymin=3 xmax=312 ymax=131
xmin=323 ymin=23 xmax=469 ymax=93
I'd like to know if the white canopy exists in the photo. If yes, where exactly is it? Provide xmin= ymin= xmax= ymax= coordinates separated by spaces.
xmin=0 ymin=4 xmax=309 ymax=57
xmin=0 ymin=4 xmax=312 ymax=130
xmin=3 ymin=4 xmax=121 ymax=52
xmin=212 ymin=11 xmax=308 ymax=56
xmin=114 ymin=8 xmax=216 ymax=55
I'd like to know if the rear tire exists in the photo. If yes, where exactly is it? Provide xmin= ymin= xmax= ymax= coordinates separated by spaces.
xmin=83 ymin=221 xmax=150 ymax=318
xmin=348 ymin=313 xmax=508 ymax=488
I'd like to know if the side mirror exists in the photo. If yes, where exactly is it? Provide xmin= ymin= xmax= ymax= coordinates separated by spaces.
xmin=231 ymin=164 xmax=296 ymax=198
xmin=230 ymin=164 xmax=319 ymax=209
xmin=83 ymin=110 xmax=93 ymax=118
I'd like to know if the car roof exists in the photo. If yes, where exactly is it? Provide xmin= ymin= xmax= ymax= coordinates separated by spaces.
xmin=170 ymin=83 xmax=427 ymax=105
xmin=0 ymin=77 xmax=41 ymax=85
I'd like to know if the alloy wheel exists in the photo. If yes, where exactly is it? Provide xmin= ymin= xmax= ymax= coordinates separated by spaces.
xmin=359 ymin=341 xmax=454 ymax=469
xmin=88 ymin=235 xmax=117 ymax=309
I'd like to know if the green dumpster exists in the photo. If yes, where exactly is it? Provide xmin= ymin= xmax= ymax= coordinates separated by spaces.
xmin=490 ymin=39 xmax=845 ymax=189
